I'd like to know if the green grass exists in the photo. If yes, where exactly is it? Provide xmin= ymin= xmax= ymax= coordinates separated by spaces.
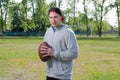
xmin=0 ymin=36 xmax=120 ymax=80
xmin=88 ymin=70 xmax=120 ymax=80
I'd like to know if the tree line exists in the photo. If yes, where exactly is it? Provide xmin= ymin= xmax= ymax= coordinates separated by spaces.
xmin=0 ymin=0 xmax=120 ymax=37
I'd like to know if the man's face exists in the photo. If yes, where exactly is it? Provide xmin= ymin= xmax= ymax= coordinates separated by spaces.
xmin=49 ymin=11 xmax=62 ymax=28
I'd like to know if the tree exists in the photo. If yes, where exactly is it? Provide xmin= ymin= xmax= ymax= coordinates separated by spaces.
xmin=0 ymin=0 xmax=4 ymax=34
xmin=113 ymin=0 xmax=120 ymax=36
xmin=33 ymin=0 xmax=49 ymax=35
xmin=3 ymin=0 xmax=10 ymax=32
xmin=101 ymin=0 xmax=120 ymax=36
xmin=65 ymin=0 xmax=78 ymax=30
xmin=82 ymin=0 xmax=91 ymax=37
xmin=11 ymin=5 xmax=22 ymax=32
xmin=49 ymin=0 xmax=56 ymax=7
xmin=20 ymin=0 xmax=30 ymax=32
xmin=91 ymin=0 xmax=112 ymax=37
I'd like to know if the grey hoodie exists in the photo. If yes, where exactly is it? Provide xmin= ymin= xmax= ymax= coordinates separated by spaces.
xmin=44 ymin=24 xmax=78 ymax=80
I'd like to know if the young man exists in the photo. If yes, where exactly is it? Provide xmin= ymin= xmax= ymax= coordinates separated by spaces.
xmin=40 ymin=7 xmax=79 ymax=80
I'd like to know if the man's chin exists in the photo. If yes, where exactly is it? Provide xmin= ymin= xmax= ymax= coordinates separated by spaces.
xmin=52 ymin=25 xmax=57 ymax=27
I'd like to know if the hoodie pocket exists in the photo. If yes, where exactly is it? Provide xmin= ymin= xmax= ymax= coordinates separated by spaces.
xmin=52 ymin=60 xmax=72 ymax=76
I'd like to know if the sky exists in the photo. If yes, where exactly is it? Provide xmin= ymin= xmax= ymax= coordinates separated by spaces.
xmin=12 ymin=0 xmax=22 ymax=3
xmin=107 ymin=8 xmax=117 ymax=26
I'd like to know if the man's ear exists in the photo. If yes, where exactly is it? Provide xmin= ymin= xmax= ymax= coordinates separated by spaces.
xmin=61 ymin=16 xmax=64 ymax=21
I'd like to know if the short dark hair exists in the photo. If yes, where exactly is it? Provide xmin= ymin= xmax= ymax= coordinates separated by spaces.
xmin=48 ymin=7 xmax=62 ymax=16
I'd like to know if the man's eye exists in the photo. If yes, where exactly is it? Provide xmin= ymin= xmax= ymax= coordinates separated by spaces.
xmin=54 ymin=16 xmax=58 ymax=18
xmin=49 ymin=17 xmax=52 ymax=19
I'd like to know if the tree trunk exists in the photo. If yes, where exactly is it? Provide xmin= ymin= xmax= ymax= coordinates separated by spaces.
xmin=0 ymin=2 xmax=4 ymax=34
xmin=116 ymin=3 xmax=120 ymax=36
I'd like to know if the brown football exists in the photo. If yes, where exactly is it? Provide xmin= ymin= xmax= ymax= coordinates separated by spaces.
xmin=38 ymin=42 xmax=51 ymax=62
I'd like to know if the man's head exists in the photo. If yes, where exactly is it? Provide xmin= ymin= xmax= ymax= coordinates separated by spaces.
xmin=48 ymin=7 xmax=64 ymax=28
xmin=48 ymin=7 xmax=62 ymax=16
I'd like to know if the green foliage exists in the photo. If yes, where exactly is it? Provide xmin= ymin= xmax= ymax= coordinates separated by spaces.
xmin=0 ymin=0 xmax=119 ymax=36
xmin=49 ymin=1 xmax=56 ymax=7
xmin=33 ymin=0 xmax=49 ymax=33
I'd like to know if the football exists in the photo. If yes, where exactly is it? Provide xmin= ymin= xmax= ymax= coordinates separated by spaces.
xmin=38 ymin=42 xmax=51 ymax=62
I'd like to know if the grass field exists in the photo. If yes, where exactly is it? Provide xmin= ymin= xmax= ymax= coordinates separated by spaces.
xmin=0 ymin=36 xmax=120 ymax=80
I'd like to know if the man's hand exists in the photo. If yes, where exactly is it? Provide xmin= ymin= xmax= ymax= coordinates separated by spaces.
xmin=40 ymin=45 xmax=54 ymax=57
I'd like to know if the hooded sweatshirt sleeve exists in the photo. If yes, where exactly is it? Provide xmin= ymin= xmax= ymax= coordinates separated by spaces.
xmin=54 ymin=28 xmax=79 ymax=61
